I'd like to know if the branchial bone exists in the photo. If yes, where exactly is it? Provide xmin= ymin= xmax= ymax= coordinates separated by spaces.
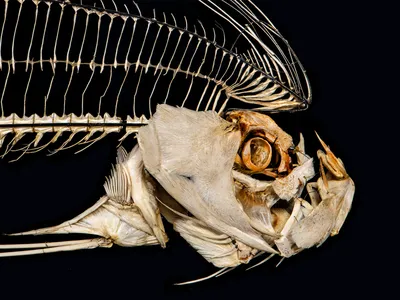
xmin=1 ymin=105 xmax=354 ymax=269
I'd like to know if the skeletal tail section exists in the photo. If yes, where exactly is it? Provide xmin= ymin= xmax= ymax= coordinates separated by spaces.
xmin=0 ymin=195 xmax=159 ymax=257
xmin=0 ymin=146 xmax=168 ymax=256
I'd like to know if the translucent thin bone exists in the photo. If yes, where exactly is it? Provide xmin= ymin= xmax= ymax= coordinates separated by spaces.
xmin=26 ymin=131 xmax=63 ymax=154
xmin=181 ymin=75 xmax=195 ymax=107
xmin=204 ymin=84 xmax=218 ymax=111
xmin=10 ymin=196 xmax=109 ymax=236
xmin=149 ymin=70 xmax=162 ymax=116
xmin=0 ymin=238 xmax=101 ymax=250
xmin=56 ymin=133 xmax=90 ymax=152
xmin=201 ymin=0 xmax=267 ymax=74
xmin=124 ymin=16 xmax=137 ymax=71
xmin=246 ymin=253 xmax=275 ymax=271
xmin=75 ymin=131 xmax=108 ymax=154
xmin=226 ymin=0 xmax=295 ymax=87
xmin=145 ymin=9 xmax=162 ymax=74
xmin=114 ymin=13 xmax=128 ymax=68
xmin=44 ymin=69 xmax=55 ymax=116
xmin=48 ymin=132 xmax=77 ymax=155
xmin=77 ymin=9 xmax=90 ymax=72
xmin=0 ymin=0 xmax=8 ymax=70
xmin=23 ymin=62 xmax=34 ymax=117
xmin=164 ymin=14 xmax=183 ymax=75
xmin=211 ymin=89 xmax=223 ymax=112
xmin=163 ymin=27 xmax=194 ymax=104
xmin=25 ymin=0 xmax=38 ymax=71
xmin=155 ymin=17 xmax=172 ymax=75
xmin=221 ymin=57 xmax=240 ymax=87
xmin=91 ymin=11 xmax=103 ymax=70
xmin=10 ymin=0 xmax=24 ymax=73
xmin=195 ymin=39 xmax=210 ymax=77
xmin=135 ymin=20 xmax=151 ymax=72
xmin=101 ymin=12 xmax=116 ymax=73
xmin=214 ymin=51 xmax=227 ymax=81
xmin=174 ymin=267 xmax=229 ymax=286
xmin=195 ymin=79 xmax=211 ymax=111
xmin=98 ymin=66 xmax=112 ymax=116
xmin=81 ymin=68 xmax=96 ymax=116
xmin=39 ymin=1 xmax=51 ymax=71
xmin=63 ymin=65 xmax=76 ymax=116
xmin=215 ymin=266 xmax=236 ymax=277
xmin=133 ymin=67 xmax=143 ymax=118
xmin=0 ymin=0 xmax=312 ymax=154
xmin=9 ymin=139 xmax=36 ymax=162
xmin=65 ymin=6 xmax=79 ymax=71
xmin=1 ymin=133 xmax=25 ymax=158
xmin=238 ymin=4 xmax=296 ymax=89
xmin=208 ymin=29 xmax=219 ymax=77
xmin=0 ymin=238 xmax=110 ymax=257
xmin=114 ymin=64 xmax=131 ymax=117
xmin=217 ymin=95 xmax=230 ymax=115
xmin=0 ymin=61 xmax=10 ymax=117
xmin=53 ymin=2 xmax=65 ymax=69
xmin=175 ymin=18 xmax=194 ymax=73
xmin=186 ymin=36 xmax=201 ymax=77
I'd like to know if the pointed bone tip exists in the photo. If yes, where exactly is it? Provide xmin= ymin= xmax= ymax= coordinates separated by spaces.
xmin=152 ymin=227 xmax=168 ymax=248
xmin=314 ymin=131 xmax=331 ymax=153
xmin=314 ymin=130 xmax=321 ymax=140
xmin=5 ymin=232 xmax=24 ymax=236
xmin=7 ymin=228 xmax=55 ymax=236
xmin=296 ymin=132 xmax=305 ymax=150
xmin=330 ymin=230 xmax=339 ymax=236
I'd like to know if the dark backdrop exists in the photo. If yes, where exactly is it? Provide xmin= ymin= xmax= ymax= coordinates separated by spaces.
xmin=0 ymin=0 xmax=380 ymax=298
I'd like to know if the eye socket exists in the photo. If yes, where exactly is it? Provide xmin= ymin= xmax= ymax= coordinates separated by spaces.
xmin=241 ymin=137 xmax=272 ymax=172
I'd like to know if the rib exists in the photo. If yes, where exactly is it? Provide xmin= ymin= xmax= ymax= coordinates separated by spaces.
xmin=0 ymin=61 xmax=10 ymax=117
xmin=101 ymin=11 xmax=115 ymax=73
xmin=0 ymin=0 xmax=311 ymax=156
xmin=10 ymin=0 xmax=23 ymax=73
xmin=145 ymin=10 xmax=162 ymax=73
xmin=65 ymin=6 xmax=78 ymax=71
xmin=39 ymin=1 xmax=51 ymax=71
xmin=0 ymin=0 xmax=8 ymax=70
xmin=53 ymin=2 xmax=65 ymax=68
xmin=25 ymin=0 xmax=38 ymax=71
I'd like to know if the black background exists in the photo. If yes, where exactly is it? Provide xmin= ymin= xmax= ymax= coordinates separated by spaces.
xmin=0 ymin=0 xmax=384 ymax=298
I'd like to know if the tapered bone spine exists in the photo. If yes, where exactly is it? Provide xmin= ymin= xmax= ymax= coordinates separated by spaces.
xmin=0 ymin=0 xmax=311 ymax=158
xmin=0 ymin=113 xmax=150 ymax=155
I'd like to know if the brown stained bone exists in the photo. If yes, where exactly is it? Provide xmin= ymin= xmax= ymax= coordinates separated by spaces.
xmin=242 ymin=137 xmax=272 ymax=172
xmin=226 ymin=110 xmax=294 ymax=176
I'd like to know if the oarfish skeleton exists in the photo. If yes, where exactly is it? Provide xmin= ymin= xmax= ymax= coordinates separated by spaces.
xmin=0 ymin=0 xmax=354 ymax=284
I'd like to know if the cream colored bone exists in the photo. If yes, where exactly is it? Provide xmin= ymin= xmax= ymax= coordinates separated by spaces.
xmin=0 ymin=146 xmax=167 ymax=257
xmin=0 ymin=105 xmax=355 ymax=278
xmin=138 ymin=104 xmax=277 ymax=254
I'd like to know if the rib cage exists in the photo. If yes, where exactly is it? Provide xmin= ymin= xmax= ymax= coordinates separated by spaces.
xmin=0 ymin=0 xmax=311 ymax=158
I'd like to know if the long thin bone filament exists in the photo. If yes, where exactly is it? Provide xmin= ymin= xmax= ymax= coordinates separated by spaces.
xmin=0 ymin=0 xmax=309 ymax=159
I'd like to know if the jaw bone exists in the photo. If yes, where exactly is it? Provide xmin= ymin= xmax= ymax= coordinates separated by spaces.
xmin=0 ymin=105 xmax=354 ymax=274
